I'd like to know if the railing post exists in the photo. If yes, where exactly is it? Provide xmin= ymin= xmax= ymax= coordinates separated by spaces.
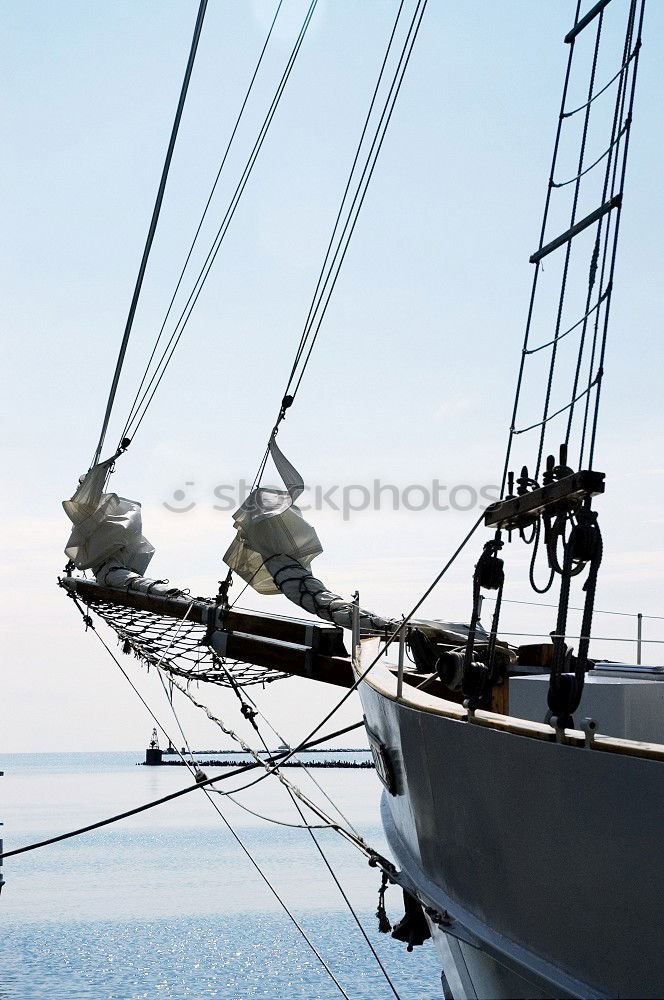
xmin=637 ymin=612 xmax=643 ymax=665
xmin=396 ymin=621 xmax=406 ymax=701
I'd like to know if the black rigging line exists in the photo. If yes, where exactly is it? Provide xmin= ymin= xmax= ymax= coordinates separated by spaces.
xmin=525 ymin=288 xmax=610 ymax=357
xmin=278 ymin=0 xmax=407 ymax=411
xmin=569 ymin=4 xmax=637 ymax=456
xmin=221 ymin=663 xmax=403 ymax=1000
xmin=199 ymin=797 xmax=352 ymax=1000
xmin=551 ymin=122 xmax=628 ymax=189
xmin=18 ymin=602 xmax=358 ymax=996
xmin=515 ymin=374 xmax=600 ymax=435
xmin=587 ymin=0 xmax=645 ymax=469
xmin=228 ymin=511 xmax=485 ymax=796
xmin=499 ymin=0 xmax=644 ymax=492
xmin=154 ymin=678 xmax=353 ymax=1000
xmin=123 ymin=0 xmax=319 ymax=445
xmin=92 ymin=0 xmax=208 ymax=468
xmin=0 ymin=721 xmax=364 ymax=861
xmin=119 ymin=0 xmax=285 ymax=448
xmin=561 ymin=44 xmax=638 ymax=119
xmin=290 ymin=788 xmax=403 ymax=1000
xmin=289 ymin=0 xmax=427 ymax=406
xmin=483 ymin=595 xmax=664 ymax=620
xmin=253 ymin=0 xmax=428 ymax=491
xmin=3 ymin=689 xmax=352 ymax=1000
xmin=533 ymin=7 xmax=605 ymax=480
xmin=47 ymin=514 xmax=484 ymax=981
xmin=499 ymin=1 xmax=581 ymax=497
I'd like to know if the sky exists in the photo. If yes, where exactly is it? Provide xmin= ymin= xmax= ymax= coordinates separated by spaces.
xmin=2 ymin=0 xmax=663 ymax=752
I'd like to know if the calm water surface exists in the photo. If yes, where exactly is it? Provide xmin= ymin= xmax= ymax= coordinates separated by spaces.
xmin=1 ymin=753 xmax=442 ymax=999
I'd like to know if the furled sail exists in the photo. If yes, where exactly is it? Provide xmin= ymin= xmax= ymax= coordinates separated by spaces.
xmin=223 ymin=441 xmax=391 ymax=633
xmin=62 ymin=462 xmax=177 ymax=598
xmin=222 ymin=443 xmax=514 ymax=677
xmin=223 ymin=438 xmax=323 ymax=595
xmin=62 ymin=449 xmax=509 ymax=681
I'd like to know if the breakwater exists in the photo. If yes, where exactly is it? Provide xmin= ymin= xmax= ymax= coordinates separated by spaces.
xmin=161 ymin=747 xmax=368 ymax=755
xmin=143 ymin=758 xmax=374 ymax=768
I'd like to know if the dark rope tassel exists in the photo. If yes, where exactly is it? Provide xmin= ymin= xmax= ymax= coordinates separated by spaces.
xmin=376 ymin=871 xmax=392 ymax=933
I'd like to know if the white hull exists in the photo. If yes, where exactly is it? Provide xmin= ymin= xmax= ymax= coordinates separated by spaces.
xmin=358 ymin=653 xmax=664 ymax=999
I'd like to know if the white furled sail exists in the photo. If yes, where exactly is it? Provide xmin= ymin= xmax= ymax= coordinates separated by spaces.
xmin=223 ymin=441 xmax=392 ymax=631
xmin=63 ymin=462 xmax=178 ymax=597
xmin=223 ymin=438 xmax=323 ymax=595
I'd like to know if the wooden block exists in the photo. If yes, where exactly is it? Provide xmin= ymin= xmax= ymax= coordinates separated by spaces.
xmin=517 ymin=642 xmax=554 ymax=667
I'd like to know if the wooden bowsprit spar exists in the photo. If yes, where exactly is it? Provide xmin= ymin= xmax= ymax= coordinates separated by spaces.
xmin=59 ymin=576 xmax=353 ymax=689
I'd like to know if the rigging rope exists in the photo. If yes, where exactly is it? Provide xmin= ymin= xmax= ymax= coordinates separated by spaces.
xmin=252 ymin=0 xmax=428 ymax=488
xmin=150 ymin=679 xmax=354 ymax=1000
xmin=499 ymin=0 xmax=645 ymax=492
xmin=118 ymin=0 xmax=285 ymax=448
xmin=499 ymin=0 xmax=581 ymax=497
xmin=216 ymin=666 xmax=403 ymax=999
xmin=233 ymin=681 xmax=363 ymax=837
xmin=482 ymin=595 xmax=664 ymax=621
xmin=561 ymin=44 xmax=638 ymax=119
xmin=149 ymin=656 xmax=336 ymax=832
xmin=92 ymin=0 xmax=208 ymax=467
xmin=533 ymin=4 xmax=605 ymax=479
xmin=122 ymin=0 xmax=319 ymax=445
xmin=288 ymin=786 xmax=404 ymax=1000
xmin=266 ymin=0 xmax=408 ymax=413
xmin=195 ymin=798 xmax=353 ymax=1000
xmin=7 ymin=599 xmax=369 ymax=997
xmin=586 ymin=1 xmax=645 ymax=469
xmin=64 ymin=594 xmax=404 ymax=998
xmin=551 ymin=122 xmax=628 ymax=188
xmin=569 ymin=3 xmax=637 ymax=463
xmin=224 ymin=512 xmax=485 ymax=797
xmin=0 ymin=722 xmax=360 ymax=863
xmin=160 ymin=671 xmax=375 ymax=858
xmin=474 ymin=1 xmax=646 ymax=716
xmin=524 ymin=288 xmax=609 ymax=355
xmin=52 ymin=505 xmax=488 ymax=986
xmin=68 ymin=586 xmax=376 ymax=856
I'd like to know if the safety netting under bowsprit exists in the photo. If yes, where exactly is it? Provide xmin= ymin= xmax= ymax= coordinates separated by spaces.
xmin=85 ymin=597 xmax=287 ymax=688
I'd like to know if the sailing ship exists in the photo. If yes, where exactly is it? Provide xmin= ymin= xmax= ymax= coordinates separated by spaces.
xmin=54 ymin=0 xmax=662 ymax=997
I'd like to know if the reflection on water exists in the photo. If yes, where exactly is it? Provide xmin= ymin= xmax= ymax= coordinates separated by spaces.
xmin=3 ymin=913 xmax=442 ymax=1000
xmin=1 ymin=753 xmax=442 ymax=999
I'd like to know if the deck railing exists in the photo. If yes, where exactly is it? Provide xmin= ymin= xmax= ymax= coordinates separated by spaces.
xmin=482 ymin=597 xmax=664 ymax=666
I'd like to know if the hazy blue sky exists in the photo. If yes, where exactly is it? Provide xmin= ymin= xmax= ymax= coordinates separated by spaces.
xmin=2 ymin=0 xmax=662 ymax=751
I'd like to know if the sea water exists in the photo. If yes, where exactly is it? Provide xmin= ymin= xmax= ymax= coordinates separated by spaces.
xmin=0 ymin=753 xmax=442 ymax=999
